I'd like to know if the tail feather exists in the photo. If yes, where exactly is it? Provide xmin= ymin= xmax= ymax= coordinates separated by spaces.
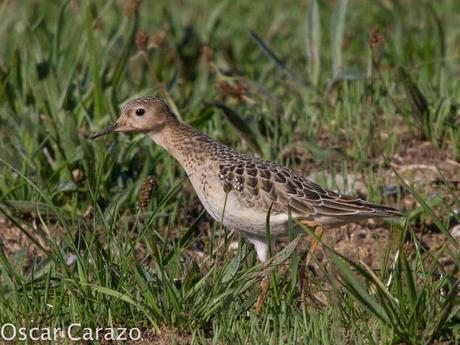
xmin=317 ymin=196 xmax=404 ymax=218
xmin=356 ymin=199 xmax=404 ymax=217
xmin=304 ymin=199 xmax=403 ymax=229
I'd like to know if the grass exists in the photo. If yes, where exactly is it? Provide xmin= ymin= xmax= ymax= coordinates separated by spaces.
xmin=0 ymin=0 xmax=460 ymax=343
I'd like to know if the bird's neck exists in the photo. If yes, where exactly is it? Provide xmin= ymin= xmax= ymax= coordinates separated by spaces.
xmin=148 ymin=121 xmax=215 ymax=173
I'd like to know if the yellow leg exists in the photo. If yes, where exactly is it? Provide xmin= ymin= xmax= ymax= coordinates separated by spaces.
xmin=305 ymin=222 xmax=324 ymax=267
xmin=255 ymin=275 xmax=270 ymax=315
xmin=299 ymin=221 xmax=324 ymax=303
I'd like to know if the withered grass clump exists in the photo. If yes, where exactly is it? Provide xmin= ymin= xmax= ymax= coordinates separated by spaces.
xmin=139 ymin=176 xmax=156 ymax=209
xmin=123 ymin=0 xmax=141 ymax=17
xmin=135 ymin=31 xmax=149 ymax=52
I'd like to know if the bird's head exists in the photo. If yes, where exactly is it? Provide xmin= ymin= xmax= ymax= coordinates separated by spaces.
xmin=89 ymin=96 xmax=177 ymax=140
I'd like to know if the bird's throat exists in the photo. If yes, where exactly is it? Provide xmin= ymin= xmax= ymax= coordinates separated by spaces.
xmin=148 ymin=122 xmax=213 ymax=172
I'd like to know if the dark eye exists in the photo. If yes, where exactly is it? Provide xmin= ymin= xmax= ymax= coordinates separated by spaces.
xmin=135 ymin=108 xmax=145 ymax=116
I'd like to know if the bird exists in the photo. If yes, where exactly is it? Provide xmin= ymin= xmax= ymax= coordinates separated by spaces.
xmin=90 ymin=96 xmax=402 ymax=312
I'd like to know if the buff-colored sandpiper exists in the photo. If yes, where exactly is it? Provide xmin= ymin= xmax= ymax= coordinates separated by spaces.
xmin=90 ymin=96 xmax=401 ymax=312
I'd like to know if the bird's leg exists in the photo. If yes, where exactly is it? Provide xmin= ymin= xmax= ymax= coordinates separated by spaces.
xmin=299 ymin=221 xmax=324 ymax=303
xmin=247 ymin=235 xmax=269 ymax=262
xmin=304 ymin=222 xmax=324 ymax=267
xmin=245 ymin=235 xmax=271 ymax=315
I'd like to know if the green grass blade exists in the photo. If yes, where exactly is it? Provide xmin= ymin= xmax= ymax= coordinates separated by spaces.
xmin=331 ymin=0 xmax=348 ymax=78
xmin=305 ymin=0 xmax=321 ymax=86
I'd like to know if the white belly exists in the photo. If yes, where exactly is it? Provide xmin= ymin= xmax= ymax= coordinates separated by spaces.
xmin=188 ymin=172 xmax=289 ymax=237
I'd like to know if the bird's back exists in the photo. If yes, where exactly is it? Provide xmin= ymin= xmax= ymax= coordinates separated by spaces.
xmin=214 ymin=145 xmax=401 ymax=228
xmin=163 ymin=122 xmax=401 ymax=233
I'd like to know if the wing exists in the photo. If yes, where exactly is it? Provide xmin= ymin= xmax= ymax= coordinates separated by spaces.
xmin=218 ymin=155 xmax=401 ymax=221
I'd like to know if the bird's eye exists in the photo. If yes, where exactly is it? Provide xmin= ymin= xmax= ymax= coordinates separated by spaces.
xmin=135 ymin=108 xmax=145 ymax=116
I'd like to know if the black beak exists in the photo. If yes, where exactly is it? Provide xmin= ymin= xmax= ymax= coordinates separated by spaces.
xmin=89 ymin=123 xmax=119 ymax=140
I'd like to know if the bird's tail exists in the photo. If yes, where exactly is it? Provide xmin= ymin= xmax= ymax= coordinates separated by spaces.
xmin=356 ymin=199 xmax=404 ymax=218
